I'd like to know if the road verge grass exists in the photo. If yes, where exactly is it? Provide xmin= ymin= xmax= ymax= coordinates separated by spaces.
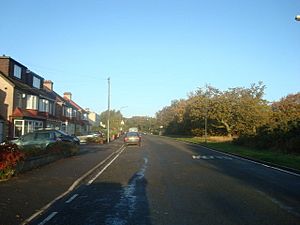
xmin=170 ymin=136 xmax=300 ymax=171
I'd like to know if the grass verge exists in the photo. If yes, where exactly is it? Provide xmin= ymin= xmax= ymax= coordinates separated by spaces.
xmin=171 ymin=136 xmax=300 ymax=172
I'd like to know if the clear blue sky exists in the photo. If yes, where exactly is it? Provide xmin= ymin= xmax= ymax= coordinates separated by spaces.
xmin=1 ymin=0 xmax=299 ymax=118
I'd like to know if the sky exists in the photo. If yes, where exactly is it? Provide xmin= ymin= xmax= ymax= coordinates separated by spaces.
xmin=1 ymin=0 xmax=299 ymax=118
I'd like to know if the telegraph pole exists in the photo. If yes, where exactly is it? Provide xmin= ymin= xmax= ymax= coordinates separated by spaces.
xmin=107 ymin=77 xmax=111 ymax=143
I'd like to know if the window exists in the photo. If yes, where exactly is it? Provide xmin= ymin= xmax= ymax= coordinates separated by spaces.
xmin=73 ymin=109 xmax=77 ymax=118
xmin=49 ymin=102 xmax=55 ymax=115
xmin=14 ymin=120 xmax=24 ymax=137
xmin=39 ymin=99 xmax=49 ymax=112
xmin=14 ymin=120 xmax=43 ymax=138
xmin=13 ymin=64 xmax=22 ymax=78
xmin=67 ymin=108 xmax=72 ymax=118
xmin=22 ymin=133 xmax=35 ymax=142
xmin=15 ymin=92 xmax=22 ymax=108
xmin=26 ymin=95 xmax=38 ymax=110
xmin=36 ymin=132 xmax=52 ymax=140
xmin=33 ymin=76 xmax=41 ymax=89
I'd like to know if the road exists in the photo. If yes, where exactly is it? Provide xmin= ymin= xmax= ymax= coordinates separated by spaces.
xmin=24 ymin=134 xmax=300 ymax=225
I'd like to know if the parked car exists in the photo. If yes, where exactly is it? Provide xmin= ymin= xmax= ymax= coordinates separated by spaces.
xmin=86 ymin=131 xmax=103 ymax=138
xmin=124 ymin=131 xmax=141 ymax=146
xmin=11 ymin=129 xmax=80 ymax=150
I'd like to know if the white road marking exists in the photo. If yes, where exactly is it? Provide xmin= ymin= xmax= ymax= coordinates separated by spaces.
xmin=65 ymin=194 xmax=79 ymax=203
xmin=22 ymin=145 xmax=126 ymax=225
xmin=87 ymin=146 xmax=126 ymax=185
xmin=190 ymin=144 xmax=300 ymax=177
xmin=38 ymin=212 xmax=58 ymax=225
xmin=192 ymin=155 xmax=232 ymax=160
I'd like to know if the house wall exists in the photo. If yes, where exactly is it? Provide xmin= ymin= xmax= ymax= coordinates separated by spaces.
xmin=88 ymin=112 xmax=100 ymax=126
xmin=0 ymin=76 xmax=14 ymax=120
xmin=0 ymin=76 xmax=14 ymax=141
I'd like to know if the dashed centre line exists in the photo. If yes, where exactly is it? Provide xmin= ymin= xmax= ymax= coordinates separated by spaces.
xmin=38 ymin=212 xmax=58 ymax=225
xmin=65 ymin=194 xmax=79 ymax=204
xmin=192 ymin=155 xmax=233 ymax=160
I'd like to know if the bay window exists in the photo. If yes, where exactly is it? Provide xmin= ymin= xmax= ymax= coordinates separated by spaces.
xmin=26 ymin=95 xmax=38 ymax=110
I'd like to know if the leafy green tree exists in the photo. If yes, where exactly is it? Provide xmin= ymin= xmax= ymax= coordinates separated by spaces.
xmin=271 ymin=92 xmax=300 ymax=128
xmin=100 ymin=110 xmax=123 ymax=132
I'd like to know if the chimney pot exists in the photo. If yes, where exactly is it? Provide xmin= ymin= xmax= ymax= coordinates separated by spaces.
xmin=43 ymin=80 xmax=53 ymax=91
xmin=64 ymin=92 xmax=72 ymax=100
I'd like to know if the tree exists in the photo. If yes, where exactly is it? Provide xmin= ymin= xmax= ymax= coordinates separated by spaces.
xmin=271 ymin=92 xmax=300 ymax=128
xmin=100 ymin=110 xmax=123 ymax=132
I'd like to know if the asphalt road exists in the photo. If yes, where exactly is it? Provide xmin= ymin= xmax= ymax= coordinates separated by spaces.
xmin=27 ymin=135 xmax=300 ymax=225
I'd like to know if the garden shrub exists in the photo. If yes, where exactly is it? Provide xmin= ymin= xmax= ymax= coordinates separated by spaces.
xmin=86 ymin=137 xmax=104 ymax=144
xmin=46 ymin=142 xmax=79 ymax=156
xmin=20 ymin=142 xmax=80 ymax=157
xmin=0 ymin=143 xmax=25 ymax=180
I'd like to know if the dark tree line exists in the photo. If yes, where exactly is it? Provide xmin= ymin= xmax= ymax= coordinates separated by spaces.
xmin=156 ymin=82 xmax=300 ymax=153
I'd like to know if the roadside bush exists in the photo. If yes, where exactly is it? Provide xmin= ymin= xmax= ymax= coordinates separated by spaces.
xmin=46 ymin=142 xmax=79 ymax=156
xmin=21 ymin=142 xmax=80 ymax=157
xmin=0 ymin=143 xmax=25 ymax=180
xmin=234 ymin=120 xmax=300 ymax=154
xmin=86 ymin=137 xmax=104 ymax=144
xmin=191 ymin=128 xmax=204 ymax=137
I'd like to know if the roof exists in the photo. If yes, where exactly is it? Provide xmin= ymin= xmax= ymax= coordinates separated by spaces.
xmin=11 ymin=107 xmax=46 ymax=120
xmin=43 ymin=86 xmax=73 ymax=107
xmin=0 ymin=56 xmax=28 ymax=69
xmin=64 ymin=97 xmax=86 ymax=112
xmin=1 ymin=71 xmax=56 ymax=101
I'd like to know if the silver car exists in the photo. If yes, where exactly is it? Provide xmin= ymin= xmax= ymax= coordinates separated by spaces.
xmin=11 ymin=129 xmax=80 ymax=150
xmin=124 ymin=132 xmax=141 ymax=146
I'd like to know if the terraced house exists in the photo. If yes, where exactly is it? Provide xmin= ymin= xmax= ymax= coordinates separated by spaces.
xmin=0 ymin=56 xmax=91 ymax=142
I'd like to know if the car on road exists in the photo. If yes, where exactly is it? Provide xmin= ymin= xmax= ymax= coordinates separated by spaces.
xmin=124 ymin=131 xmax=141 ymax=146
xmin=11 ymin=129 xmax=80 ymax=150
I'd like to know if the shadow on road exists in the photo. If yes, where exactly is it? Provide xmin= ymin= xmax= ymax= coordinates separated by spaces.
xmin=34 ymin=168 xmax=152 ymax=225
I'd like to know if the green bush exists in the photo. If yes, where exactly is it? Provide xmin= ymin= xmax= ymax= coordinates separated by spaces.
xmin=234 ymin=120 xmax=300 ymax=154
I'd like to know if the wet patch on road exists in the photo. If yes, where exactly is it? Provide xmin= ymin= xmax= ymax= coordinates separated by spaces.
xmin=105 ymin=157 xmax=150 ymax=225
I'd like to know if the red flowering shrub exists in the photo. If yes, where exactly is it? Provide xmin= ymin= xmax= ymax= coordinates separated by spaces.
xmin=0 ymin=143 xmax=25 ymax=180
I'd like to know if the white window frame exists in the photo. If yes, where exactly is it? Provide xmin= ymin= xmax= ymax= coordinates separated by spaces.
xmin=13 ymin=64 xmax=22 ymax=79
xmin=39 ymin=99 xmax=49 ymax=112
xmin=33 ymin=76 xmax=41 ymax=89
xmin=26 ymin=95 xmax=38 ymax=110
xmin=67 ymin=108 xmax=72 ymax=118
xmin=14 ymin=119 xmax=43 ymax=137
xmin=49 ymin=101 xmax=55 ymax=115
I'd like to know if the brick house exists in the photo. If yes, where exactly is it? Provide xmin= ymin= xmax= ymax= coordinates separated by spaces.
xmin=63 ymin=92 xmax=91 ymax=135
xmin=0 ymin=56 xmax=91 ymax=141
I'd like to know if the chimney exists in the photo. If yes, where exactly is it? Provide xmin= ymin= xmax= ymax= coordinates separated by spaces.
xmin=43 ymin=80 xmax=53 ymax=91
xmin=64 ymin=92 xmax=72 ymax=100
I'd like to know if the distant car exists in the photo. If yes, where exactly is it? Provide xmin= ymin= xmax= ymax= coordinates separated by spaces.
xmin=128 ymin=127 xmax=139 ymax=132
xmin=124 ymin=132 xmax=141 ymax=146
xmin=11 ymin=129 xmax=80 ymax=150
xmin=86 ymin=131 xmax=103 ymax=138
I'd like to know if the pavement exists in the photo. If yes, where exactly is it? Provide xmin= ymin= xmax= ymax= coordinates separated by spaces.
xmin=0 ymin=139 xmax=124 ymax=225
